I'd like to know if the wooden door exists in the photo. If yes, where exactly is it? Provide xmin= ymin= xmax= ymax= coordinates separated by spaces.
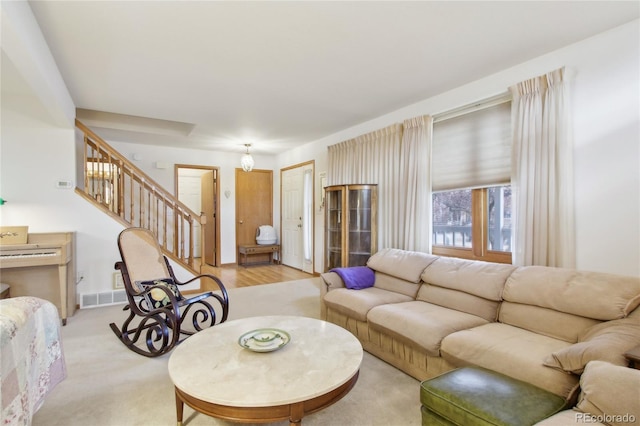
xmin=235 ymin=169 xmax=273 ymax=263
xmin=201 ymin=170 xmax=216 ymax=266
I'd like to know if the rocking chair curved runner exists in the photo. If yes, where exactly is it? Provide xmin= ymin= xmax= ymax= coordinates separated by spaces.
xmin=109 ymin=228 xmax=229 ymax=357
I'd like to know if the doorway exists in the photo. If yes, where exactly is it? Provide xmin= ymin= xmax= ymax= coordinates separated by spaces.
xmin=235 ymin=168 xmax=273 ymax=263
xmin=175 ymin=165 xmax=220 ymax=266
xmin=281 ymin=161 xmax=314 ymax=274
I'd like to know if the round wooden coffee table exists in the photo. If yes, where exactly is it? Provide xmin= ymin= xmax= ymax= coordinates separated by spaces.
xmin=168 ymin=315 xmax=363 ymax=426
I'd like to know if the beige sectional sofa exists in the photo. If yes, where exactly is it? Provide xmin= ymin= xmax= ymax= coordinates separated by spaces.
xmin=320 ymin=248 xmax=640 ymax=405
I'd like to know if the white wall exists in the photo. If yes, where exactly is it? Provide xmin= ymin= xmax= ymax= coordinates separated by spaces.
xmin=1 ymin=0 xmax=74 ymax=127
xmin=1 ymin=91 xmax=125 ymax=296
xmin=278 ymin=20 xmax=640 ymax=277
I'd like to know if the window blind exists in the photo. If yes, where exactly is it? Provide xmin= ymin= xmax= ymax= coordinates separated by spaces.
xmin=432 ymin=100 xmax=511 ymax=192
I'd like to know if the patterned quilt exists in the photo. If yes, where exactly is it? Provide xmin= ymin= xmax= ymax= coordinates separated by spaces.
xmin=1 ymin=297 xmax=66 ymax=425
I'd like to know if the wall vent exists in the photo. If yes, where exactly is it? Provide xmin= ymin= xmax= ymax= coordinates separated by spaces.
xmin=81 ymin=290 xmax=127 ymax=308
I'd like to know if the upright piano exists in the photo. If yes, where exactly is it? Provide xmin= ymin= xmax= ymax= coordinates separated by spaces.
xmin=0 ymin=232 xmax=76 ymax=325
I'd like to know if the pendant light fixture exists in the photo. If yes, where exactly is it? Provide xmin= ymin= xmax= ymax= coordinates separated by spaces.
xmin=241 ymin=144 xmax=254 ymax=172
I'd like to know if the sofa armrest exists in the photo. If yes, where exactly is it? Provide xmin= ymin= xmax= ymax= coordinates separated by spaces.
xmin=319 ymin=272 xmax=346 ymax=321
xmin=320 ymin=272 xmax=346 ymax=298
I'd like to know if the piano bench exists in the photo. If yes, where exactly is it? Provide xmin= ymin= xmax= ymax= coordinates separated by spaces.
xmin=1 ymin=283 xmax=10 ymax=299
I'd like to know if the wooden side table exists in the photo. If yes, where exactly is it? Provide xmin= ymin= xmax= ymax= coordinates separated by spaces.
xmin=624 ymin=344 xmax=640 ymax=369
xmin=238 ymin=244 xmax=280 ymax=267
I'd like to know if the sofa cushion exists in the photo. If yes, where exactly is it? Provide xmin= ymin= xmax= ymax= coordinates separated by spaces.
xmin=499 ymin=302 xmax=600 ymax=343
xmin=420 ymin=256 xmax=515 ymax=301
xmin=579 ymin=313 xmax=640 ymax=340
xmin=367 ymin=248 xmax=438 ymax=283
xmin=417 ymin=285 xmax=500 ymax=322
xmin=374 ymin=271 xmax=422 ymax=298
xmin=543 ymin=317 xmax=640 ymax=373
xmin=503 ymin=266 xmax=640 ymax=320
xmin=576 ymin=360 xmax=640 ymax=426
xmin=367 ymin=301 xmax=489 ymax=357
xmin=323 ymin=287 xmax=413 ymax=322
xmin=440 ymin=323 xmax=579 ymax=399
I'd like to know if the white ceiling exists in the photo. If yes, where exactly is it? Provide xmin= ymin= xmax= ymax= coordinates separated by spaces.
xmin=27 ymin=1 xmax=639 ymax=155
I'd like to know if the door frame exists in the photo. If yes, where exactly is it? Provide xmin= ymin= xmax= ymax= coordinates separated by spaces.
xmin=174 ymin=164 xmax=221 ymax=266
xmin=280 ymin=160 xmax=315 ymax=274
xmin=235 ymin=168 xmax=273 ymax=264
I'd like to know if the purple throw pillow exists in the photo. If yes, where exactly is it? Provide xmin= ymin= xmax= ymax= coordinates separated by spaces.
xmin=330 ymin=266 xmax=375 ymax=290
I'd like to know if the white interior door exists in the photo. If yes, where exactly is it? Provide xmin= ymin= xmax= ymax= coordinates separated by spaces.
xmin=281 ymin=167 xmax=303 ymax=269
xmin=282 ymin=164 xmax=314 ymax=273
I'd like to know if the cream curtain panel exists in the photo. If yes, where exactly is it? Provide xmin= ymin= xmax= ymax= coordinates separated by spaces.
xmin=399 ymin=115 xmax=432 ymax=252
xmin=327 ymin=124 xmax=403 ymax=249
xmin=327 ymin=117 xmax=432 ymax=252
xmin=510 ymin=67 xmax=575 ymax=268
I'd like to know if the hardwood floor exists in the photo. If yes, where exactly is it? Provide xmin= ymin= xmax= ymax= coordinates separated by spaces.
xmin=197 ymin=261 xmax=316 ymax=291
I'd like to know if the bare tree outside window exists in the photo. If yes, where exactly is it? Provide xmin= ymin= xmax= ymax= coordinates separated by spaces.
xmin=432 ymin=186 xmax=511 ymax=254
xmin=432 ymin=189 xmax=472 ymax=247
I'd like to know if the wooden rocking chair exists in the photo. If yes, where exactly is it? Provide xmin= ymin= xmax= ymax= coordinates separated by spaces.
xmin=109 ymin=227 xmax=229 ymax=357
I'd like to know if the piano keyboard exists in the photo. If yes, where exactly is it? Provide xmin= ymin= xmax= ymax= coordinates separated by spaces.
xmin=1 ymin=252 xmax=58 ymax=259
xmin=0 ymin=248 xmax=64 ymax=268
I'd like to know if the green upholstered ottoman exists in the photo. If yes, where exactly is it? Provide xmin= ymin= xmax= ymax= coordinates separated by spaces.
xmin=420 ymin=367 xmax=567 ymax=426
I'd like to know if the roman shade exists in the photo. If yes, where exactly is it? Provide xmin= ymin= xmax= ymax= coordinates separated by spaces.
xmin=432 ymin=99 xmax=511 ymax=191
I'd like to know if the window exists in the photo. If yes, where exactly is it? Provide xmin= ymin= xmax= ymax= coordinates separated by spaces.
xmin=431 ymin=95 xmax=512 ymax=263
xmin=432 ymin=186 xmax=511 ymax=263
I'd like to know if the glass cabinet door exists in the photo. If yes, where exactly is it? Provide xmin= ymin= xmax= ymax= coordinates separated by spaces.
xmin=325 ymin=184 xmax=377 ymax=271
xmin=325 ymin=187 xmax=344 ymax=271
xmin=347 ymin=186 xmax=374 ymax=267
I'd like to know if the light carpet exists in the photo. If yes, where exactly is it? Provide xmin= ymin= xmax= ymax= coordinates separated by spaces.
xmin=32 ymin=278 xmax=420 ymax=426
